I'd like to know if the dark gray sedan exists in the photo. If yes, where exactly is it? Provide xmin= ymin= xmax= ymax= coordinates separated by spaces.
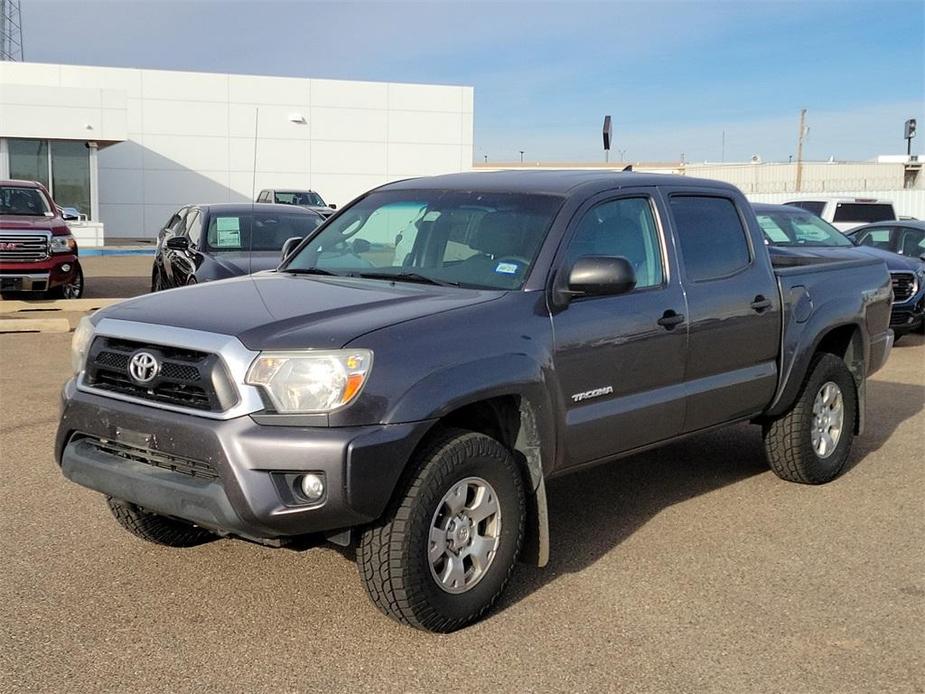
xmin=152 ymin=203 xmax=324 ymax=290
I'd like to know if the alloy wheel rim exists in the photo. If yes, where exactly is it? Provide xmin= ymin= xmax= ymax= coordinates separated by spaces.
xmin=63 ymin=273 xmax=82 ymax=299
xmin=811 ymin=381 xmax=844 ymax=459
xmin=428 ymin=476 xmax=502 ymax=594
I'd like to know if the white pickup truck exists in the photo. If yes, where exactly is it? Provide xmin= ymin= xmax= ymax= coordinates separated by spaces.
xmin=783 ymin=197 xmax=896 ymax=232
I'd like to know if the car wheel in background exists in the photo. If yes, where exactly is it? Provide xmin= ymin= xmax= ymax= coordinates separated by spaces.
xmin=357 ymin=428 xmax=525 ymax=632
xmin=106 ymin=497 xmax=216 ymax=547
xmin=50 ymin=262 xmax=84 ymax=299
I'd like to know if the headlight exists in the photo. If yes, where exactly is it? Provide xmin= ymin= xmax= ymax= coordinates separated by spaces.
xmin=246 ymin=349 xmax=372 ymax=413
xmin=50 ymin=234 xmax=77 ymax=254
xmin=71 ymin=316 xmax=94 ymax=375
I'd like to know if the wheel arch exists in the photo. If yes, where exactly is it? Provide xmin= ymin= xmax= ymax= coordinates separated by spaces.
xmin=416 ymin=394 xmax=552 ymax=567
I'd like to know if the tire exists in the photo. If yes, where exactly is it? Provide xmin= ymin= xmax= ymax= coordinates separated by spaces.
xmin=48 ymin=262 xmax=84 ymax=299
xmin=762 ymin=353 xmax=858 ymax=484
xmin=357 ymin=428 xmax=526 ymax=632
xmin=106 ymin=497 xmax=215 ymax=547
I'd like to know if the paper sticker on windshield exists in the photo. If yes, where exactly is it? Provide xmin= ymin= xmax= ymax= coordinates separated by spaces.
xmin=214 ymin=216 xmax=241 ymax=247
xmin=495 ymin=262 xmax=519 ymax=274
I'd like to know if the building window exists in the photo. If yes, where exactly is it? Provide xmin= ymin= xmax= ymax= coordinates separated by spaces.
xmin=7 ymin=138 xmax=91 ymax=218
xmin=8 ymin=139 xmax=50 ymax=190
xmin=51 ymin=141 xmax=91 ymax=218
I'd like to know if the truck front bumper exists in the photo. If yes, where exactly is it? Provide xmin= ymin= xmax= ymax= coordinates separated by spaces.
xmin=56 ymin=380 xmax=433 ymax=541
xmin=1 ymin=255 xmax=80 ymax=293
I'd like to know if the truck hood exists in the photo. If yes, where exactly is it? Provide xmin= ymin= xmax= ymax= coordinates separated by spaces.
xmin=97 ymin=272 xmax=504 ymax=351
xmin=0 ymin=214 xmax=68 ymax=233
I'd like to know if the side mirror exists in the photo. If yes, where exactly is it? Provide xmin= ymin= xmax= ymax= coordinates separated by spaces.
xmin=919 ymin=253 xmax=925 ymax=262
xmin=60 ymin=207 xmax=80 ymax=221
xmin=352 ymin=238 xmax=371 ymax=254
xmin=165 ymin=236 xmax=190 ymax=251
xmin=329 ymin=203 xmax=337 ymax=210
xmin=558 ymin=256 xmax=636 ymax=304
xmin=281 ymin=236 xmax=303 ymax=260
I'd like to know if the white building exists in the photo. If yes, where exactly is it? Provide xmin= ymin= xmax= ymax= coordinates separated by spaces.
xmin=0 ymin=61 xmax=474 ymax=242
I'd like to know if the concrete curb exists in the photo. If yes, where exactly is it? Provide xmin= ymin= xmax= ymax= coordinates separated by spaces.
xmin=0 ymin=318 xmax=71 ymax=334
xmin=0 ymin=298 xmax=124 ymax=314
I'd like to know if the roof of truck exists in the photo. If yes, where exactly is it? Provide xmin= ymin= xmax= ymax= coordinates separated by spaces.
xmin=381 ymin=169 xmax=737 ymax=196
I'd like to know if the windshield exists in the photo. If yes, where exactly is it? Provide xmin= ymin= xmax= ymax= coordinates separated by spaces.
xmin=0 ymin=185 xmax=52 ymax=216
xmin=274 ymin=191 xmax=326 ymax=207
xmin=205 ymin=211 xmax=323 ymax=253
xmin=284 ymin=189 xmax=563 ymax=289
xmin=756 ymin=209 xmax=854 ymax=247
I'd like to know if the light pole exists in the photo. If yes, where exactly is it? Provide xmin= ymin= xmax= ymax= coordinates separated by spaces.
xmin=519 ymin=150 xmax=524 ymax=164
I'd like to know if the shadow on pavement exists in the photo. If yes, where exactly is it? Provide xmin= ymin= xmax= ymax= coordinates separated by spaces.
xmin=498 ymin=377 xmax=923 ymax=611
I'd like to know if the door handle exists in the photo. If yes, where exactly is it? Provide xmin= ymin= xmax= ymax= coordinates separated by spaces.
xmin=657 ymin=310 xmax=685 ymax=329
xmin=750 ymin=295 xmax=772 ymax=312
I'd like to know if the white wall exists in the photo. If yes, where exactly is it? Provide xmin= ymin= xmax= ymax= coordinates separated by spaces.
xmin=0 ymin=62 xmax=474 ymax=238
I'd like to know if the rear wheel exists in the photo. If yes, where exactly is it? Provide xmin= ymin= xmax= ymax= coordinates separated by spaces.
xmin=357 ymin=429 xmax=525 ymax=632
xmin=107 ymin=497 xmax=215 ymax=547
xmin=762 ymin=353 xmax=857 ymax=484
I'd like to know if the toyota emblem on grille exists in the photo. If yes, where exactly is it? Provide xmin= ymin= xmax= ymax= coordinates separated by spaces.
xmin=128 ymin=351 xmax=160 ymax=383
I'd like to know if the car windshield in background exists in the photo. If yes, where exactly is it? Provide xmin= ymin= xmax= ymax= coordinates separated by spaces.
xmin=0 ymin=186 xmax=52 ymax=216
xmin=284 ymin=190 xmax=563 ymax=290
xmin=757 ymin=210 xmax=854 ymax=247
xmin=205 ymin=212 xmax=323 ymax=253
xmin=274 ymin=191 xmax=325 ymax=207
xmin=833 ymin=203 xmax=894 ymax=224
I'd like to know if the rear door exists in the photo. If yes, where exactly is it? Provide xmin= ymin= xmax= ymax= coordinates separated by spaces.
xmin=551 ymin=190 xmax=689 ymax=467
xmin=664 ymin=190 xmax=781 ymax=432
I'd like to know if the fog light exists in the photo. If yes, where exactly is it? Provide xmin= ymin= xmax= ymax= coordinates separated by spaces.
xmin=60 ymin=263 xmax=71 ymax=272
xmin=299 ymin=473 xmax=325 ymax=501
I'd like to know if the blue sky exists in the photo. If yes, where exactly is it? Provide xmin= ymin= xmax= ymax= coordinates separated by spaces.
xmin=21 ymin=0 xmax=925 ymax=163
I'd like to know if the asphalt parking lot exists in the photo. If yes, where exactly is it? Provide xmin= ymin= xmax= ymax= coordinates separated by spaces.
xmin=1 ymin=262 xmax=923 ymax=693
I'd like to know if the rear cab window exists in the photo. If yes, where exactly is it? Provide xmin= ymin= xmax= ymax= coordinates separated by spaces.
xmin=833 ymin=203 xmax=895 ymax=224
xmin=670 ymin=196 xmax=751 ymax=281
xmin=785 ymin=201 xmax=826 ymax=217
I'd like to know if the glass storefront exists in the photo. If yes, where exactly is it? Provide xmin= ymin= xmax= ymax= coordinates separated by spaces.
xmin=8 ymin=139 xmax=50 ymax=190
xmin=7 ymin=138 xmax=91 ymax=218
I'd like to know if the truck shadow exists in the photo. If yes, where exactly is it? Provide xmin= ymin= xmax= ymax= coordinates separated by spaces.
xmin=498 ymin=377 xmax=924 ymax=611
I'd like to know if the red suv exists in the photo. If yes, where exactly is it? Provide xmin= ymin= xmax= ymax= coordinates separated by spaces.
xmin=0 ymin=180 xmax=84 ymax=299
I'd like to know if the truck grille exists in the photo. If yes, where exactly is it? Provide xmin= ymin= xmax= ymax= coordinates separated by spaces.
xmin=75 ymin=434 xmax=220 ymax=480
xmin=0 ymin=232 xmax=49 ymax=262
xmin=891 ymin=272 xmax=917 ymax=303
xmin=84 ymin=336 xmax=238 ymax=412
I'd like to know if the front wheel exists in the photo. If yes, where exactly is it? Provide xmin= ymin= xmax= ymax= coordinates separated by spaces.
xmin=50 ymin=262 xmax=84 ymax=299
xmin=357 ymin=429 xmax=525 ymax=632
xmin=762 ymin=353 xmax=858 ymax=484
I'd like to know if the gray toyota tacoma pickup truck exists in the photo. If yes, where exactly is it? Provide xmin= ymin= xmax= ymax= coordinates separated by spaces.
xmin=57 ymin=171 xmax=894 ymax=632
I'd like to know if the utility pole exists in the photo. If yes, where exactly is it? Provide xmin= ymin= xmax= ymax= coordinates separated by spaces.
xmin=795 ymin=108 xmax=807 ymax=192
xmin=721 ymin=130 xmax=725 ymax=163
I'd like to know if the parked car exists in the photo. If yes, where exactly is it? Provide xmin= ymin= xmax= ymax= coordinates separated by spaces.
xmin=257 ymin=188 xmax=336 ymax=218
xmin=754 ymin=203 xmax=925 ymax=338
xmin=783 ymin=197 xmax=896 ymax=232
xmin=59 ymin=172 xmax=893 ymax=632
xmin=845 ymin=220 xmax=925 ymax=260
xmin=151 ymin=203 xmax=324 ymax=290
xmin=0 ymin=179 xmax=83 ymax=299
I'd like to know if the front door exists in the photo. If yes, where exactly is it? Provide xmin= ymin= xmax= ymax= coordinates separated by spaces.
xmin=551 ymin=191 xmax=689 ymax=468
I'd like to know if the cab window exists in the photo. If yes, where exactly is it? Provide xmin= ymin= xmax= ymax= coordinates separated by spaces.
xmin=565 ymin=197 xmax=664 ymax=289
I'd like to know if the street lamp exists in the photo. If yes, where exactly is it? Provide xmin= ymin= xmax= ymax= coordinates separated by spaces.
xmin=519 ymin=150 xmax=524 ymax=164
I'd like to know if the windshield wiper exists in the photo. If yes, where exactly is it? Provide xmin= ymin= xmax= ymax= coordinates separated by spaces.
xmin=284 ymin=267 xmax=341 ymax=276
xmin=352 ymin=271 xmax=460 ymax=287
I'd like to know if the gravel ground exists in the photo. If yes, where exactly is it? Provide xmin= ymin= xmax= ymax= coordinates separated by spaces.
xmin=0 ymin=329 xmax=922 ymax=693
